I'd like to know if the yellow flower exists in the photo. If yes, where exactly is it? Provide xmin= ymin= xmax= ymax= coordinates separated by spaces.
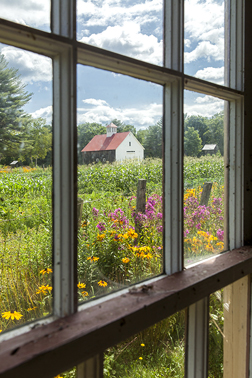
xmin=27 ymin=307 xmax=37 ymax=311
xmin=81 ymin=291 xmax=89 ymax=297
xmin=98 ymin=280 xmax=107 ymax=287
xmin=2 ymin=311 xmax=23 ymax=320
xmin=97 ymin=233 xmax=105 ymax=241
xmin=144 ymin=253 xmax=153 ymax=260
xmin=141 ymin=343 xmax=145 ymax=347
xmin=36 ymin=285 xmax=52 ymax=294
xmin=139 ymin=357 xmax=143 ymax=360
xmin=54 ymin=375 xmax=63 ymax=378
xmin=77 ymin=282 xmax=86 ymax=289
xmin=40 ymin=268 xmax=53 ymax=275
xmin=0 ymin=330 xmax=2 ymax=332
xmin=122 ymin=257 xmax=130 ymax=263
xmin=87 ymin=256 xmax=99 ymax=262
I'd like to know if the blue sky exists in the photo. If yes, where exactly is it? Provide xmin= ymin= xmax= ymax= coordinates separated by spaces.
xmin=0 ymin=0 xmax=225 ymax=129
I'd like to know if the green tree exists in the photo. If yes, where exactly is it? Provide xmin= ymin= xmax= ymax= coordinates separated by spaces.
xmin=184 ymin=127 xmax=202 ymax=157
xmin=0 ymin=53 xmax=32 ymax=161
xmin=111 ymin=119 xmax=136 ymax=136
xmin=19 ymin=117 xmax=52 ymax=166
xmin=207 ymin=111 xmax=224 ymax=155
xmin=185 ymin=115 xmax=210 ymax=147
xmin=143 ymin=119 xmax=162 ymax=158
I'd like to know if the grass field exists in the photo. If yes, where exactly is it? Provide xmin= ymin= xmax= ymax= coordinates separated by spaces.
xmin=0 ymin=156 xmax=224 ymax=376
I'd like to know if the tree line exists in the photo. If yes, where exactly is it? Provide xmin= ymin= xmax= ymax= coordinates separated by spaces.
xmin=0 ymin=52 xmax=223 ymax=167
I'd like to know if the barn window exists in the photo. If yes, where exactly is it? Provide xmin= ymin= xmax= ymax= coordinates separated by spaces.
xmin=0 ymin=1 xmax=252 ymax=378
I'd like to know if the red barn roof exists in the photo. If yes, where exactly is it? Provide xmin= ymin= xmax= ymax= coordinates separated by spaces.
xmin=81 ymin=132 xmax=130 ymax=152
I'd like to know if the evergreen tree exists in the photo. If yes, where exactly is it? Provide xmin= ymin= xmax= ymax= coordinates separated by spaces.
xmin=0 ymin=54 xmax=32 ymax=161
xmin=143 ymin=119 xmax=162 ymax=158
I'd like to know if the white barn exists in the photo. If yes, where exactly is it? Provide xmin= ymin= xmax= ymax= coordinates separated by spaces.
xmin=81 ymin=123 xmax=144 ymax=164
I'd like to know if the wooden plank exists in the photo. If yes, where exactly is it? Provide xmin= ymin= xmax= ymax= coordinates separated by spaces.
xmin=223 ymin=276 xmax=249 ymax=378
xmin=0 ymin=247 xmax=252 ymax=378
xmin=200 ymin=183 xmax=212 ymax=206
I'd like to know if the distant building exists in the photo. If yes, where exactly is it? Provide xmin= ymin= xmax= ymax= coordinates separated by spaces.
xmin=81 ymin=122 xmax=144 ymax=164
xmin=202 ymin=144 xmax=218 ymax=155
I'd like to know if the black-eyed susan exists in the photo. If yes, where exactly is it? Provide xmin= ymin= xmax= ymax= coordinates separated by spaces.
xmin=141 ymin=343 xmax=145 ymax=347
xmin=98 ymin=280 xmax=107 ymax=287
xmin=40 ymin=268 xmax=53 ymax=275
xmin=81 ymin=291 xmax=89 ymax=297
xmin=2 ymin=311 xmax=23 ymax=320
xmin=77 ymin=282 xmax=86 ymax=289
xmin=27 ymin=306 xmax=37 ymax=311
xmin=36 ymin=285 xmax=52 ymax=294
xmin=122 ymin=257 xmax=130 ymax=263
xmin=87 ymin=256 xmax=99 ymax=262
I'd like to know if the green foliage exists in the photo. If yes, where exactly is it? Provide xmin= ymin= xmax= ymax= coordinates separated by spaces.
xmin=0 ymin=53 xmax=32 ymax=162
xmin=184 ymin=127 xmax=202 ymax=157
xmin=77 ymin=122 xmax=107 ymax=163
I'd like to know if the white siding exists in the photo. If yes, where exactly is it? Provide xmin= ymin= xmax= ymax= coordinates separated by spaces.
xmin=115 ymin=132 xmax=144 ymax=161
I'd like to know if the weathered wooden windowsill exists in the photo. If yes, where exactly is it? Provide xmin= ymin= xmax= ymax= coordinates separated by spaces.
xmin=1 ymin=247 xmax=252 ymax=378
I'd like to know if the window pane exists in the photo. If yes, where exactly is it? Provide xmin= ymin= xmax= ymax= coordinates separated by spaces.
xmin=77 ymin=0 xmax=163 ymax=66
xmin=77 ymin=65 xmax=163 ymax=302
xmin=104 ymin=310 xmax=185 ymax=377
xmin=0 ymin=45 xmax=52 ymax=333
xmin=1 ymin=0 xmax=50 ymax=32
xmin=184 ymin=0 xmax=224 ymax=85
xmin=184 ymin=90 xmax=225 ymax=267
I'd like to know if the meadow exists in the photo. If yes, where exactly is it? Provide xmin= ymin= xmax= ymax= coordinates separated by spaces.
xmin=0 ymin=155 xmax=224 ymax=377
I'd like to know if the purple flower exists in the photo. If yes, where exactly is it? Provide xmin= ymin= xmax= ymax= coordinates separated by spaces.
xmin=92 ymin=207 xmax=99 ymax=216
xmin=96 ymin=222 xmax=106 ymax=232
xmin=217 ymin=229 xmax=224 ymax=241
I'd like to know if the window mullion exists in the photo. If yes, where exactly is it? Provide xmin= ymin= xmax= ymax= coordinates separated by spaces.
xmin=52 ymin=0 xmax=77 ymax=317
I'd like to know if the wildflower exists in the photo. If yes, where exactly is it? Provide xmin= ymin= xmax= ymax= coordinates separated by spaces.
xmin=36 ymin=285 xmax=52 ymax=294
xmin=144 ymin=253 xmax=153 ymax=260
xmin=92 ymin=207 xmax=99 ymax=216
xmin=96 ymin=222 xmax=106 ymax=232
xmin=141 ymin=343 xmax=145 ymax=347
xmin=81 ymin=291 xmax=89 ymax=297
xmin=97 ymin=233 xmax=105 ymax=241
xmin=27 ymin=307 xmax=37 ymax=311
xmin=0 ymin=330 xmax=2 ymax=332
xmin=54 ymin=375 xmax=63 ymax=378
xmin=87 ymin=256 xmax=99 ymax=262
xmin=122 ymin=257 xmax=130 ymax=263
xmin=2 ymin=311 xmax=23 ymax=320
xmin=77 ymin=282 xmax=86 ymax=289
xmin=81 ymin=220 xmax=88 ymax=227
xmin=139 ymin=357 xmax=143 ymax=360
xmin=98 ymin=280 xmax=107 ymax=287
xmin=40 ymin=268 xmax=53 ymax=275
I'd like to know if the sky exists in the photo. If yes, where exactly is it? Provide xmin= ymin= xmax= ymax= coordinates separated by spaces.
xmin=0 ymin=0 xmax=225 ymax=130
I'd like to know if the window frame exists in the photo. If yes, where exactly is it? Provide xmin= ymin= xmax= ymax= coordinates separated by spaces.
xmin=0 ymin=0 xmax=251 ymax=377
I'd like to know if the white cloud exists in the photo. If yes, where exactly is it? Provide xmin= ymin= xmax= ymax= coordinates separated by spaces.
xmin=82 ymin=99 xmax=109 ymax=106
xmin=184 ymin=39 xmax=191 ymax=48
xmin=80 ymin=22 xmax=162 ymax=65
xmin=31 ymin=106 xmax=52 ymax=125
xmin=185 ymin=95 xmax=224 ymax=118
xmin=195 ymin=66 xmax=224 ymax=85
xmin=184 ymin=0 xmax=224 ymax=63
xmin=78 ymin=98 xmax=162 ymax=128
xmin=184 ymin=40 xmax=224 ymax=63
xmin=1 ymin=0 xmax=50 ymax=29
xmin=1 ymin=46 xmax=52 ymax=84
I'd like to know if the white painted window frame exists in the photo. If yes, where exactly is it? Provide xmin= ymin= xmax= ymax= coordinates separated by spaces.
xmin=0 ymin=0 xmax=250 ymax=377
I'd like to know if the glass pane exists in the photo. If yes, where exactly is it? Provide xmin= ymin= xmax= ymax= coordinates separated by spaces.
xmin=1 ymin=0 xmax=50 ymax=32
xmin=184 ymin=0 xmax=224 ymax=85
xmin=77 ymin=65 xmax=163 ymax=302
xmin=184 ymin=90 xmax=225 ymax=266
xmin=104 ymin=310 xmax=185 ymax=377
xmin=77 ymin=0 xmax=163 ymax=66
xmin=0 ymin=45 xmax=52 ymax=333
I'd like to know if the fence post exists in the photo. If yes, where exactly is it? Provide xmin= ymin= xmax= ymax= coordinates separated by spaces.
xmin=135 ymin=179 xmax=146 ymax=239
xmin=77 ymin=197 xmax=83 ymax=228
xmin=200 ymin=182 xmax=212 ymax=206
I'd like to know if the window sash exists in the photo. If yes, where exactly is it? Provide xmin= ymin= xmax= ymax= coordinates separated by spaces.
xmin=0 ymin=0 xmax=249 ymax=376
